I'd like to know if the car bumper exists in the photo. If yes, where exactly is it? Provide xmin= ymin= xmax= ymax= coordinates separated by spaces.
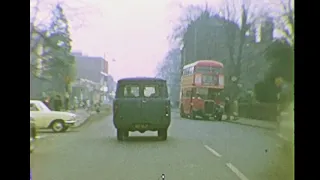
xmin=114 ymin=121 xmax=171 ymax=131
xmin=65 ymin=120 xmax=77 ymax=126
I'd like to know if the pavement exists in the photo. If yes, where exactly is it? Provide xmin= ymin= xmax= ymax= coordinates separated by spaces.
xmin=31 ymin=112 xmax=293 ymax=180
xmin=223 ymin=117 xmax=278 ymax=131
xmin=171 ymin=108 xmax=278 ymax=131
xmin=69 ymin=108 xmax=95 ymax=127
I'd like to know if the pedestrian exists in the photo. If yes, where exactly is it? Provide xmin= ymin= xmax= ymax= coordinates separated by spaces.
xmin=74 ymin=96 xmax=79 ymax=110
xmin=233 ymin=99 xmax=239 ymax=120
xmin=53 ymin=95 xmax=62 ymax=111
xmin=86 ymin=98 xmax=91 ymax=111
xmin=65 ymin=92 xmax=70 ymax=111
xmin=43 ymin=96 xmax=50 ymax=109
xmin=224 ymin=97 xmax=231 ymax=120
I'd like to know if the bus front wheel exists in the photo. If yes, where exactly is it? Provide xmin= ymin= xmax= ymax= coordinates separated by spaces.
xmin=203 ymin=115 xmax=210 ymax=121
xmin=180 ymin=105 xmax=186 ymax=118
xmin=190 ymin=109 xmax=197 ymax=120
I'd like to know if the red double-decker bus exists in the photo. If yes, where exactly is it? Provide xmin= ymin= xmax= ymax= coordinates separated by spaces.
xmin=179 ymin=60 xmax=224 ymax=120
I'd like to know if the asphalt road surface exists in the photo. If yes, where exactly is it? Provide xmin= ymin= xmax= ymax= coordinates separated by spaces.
xmin=30 ymin=112 xmax=293 ymax=180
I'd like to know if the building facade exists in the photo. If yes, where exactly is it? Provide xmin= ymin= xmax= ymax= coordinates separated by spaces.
xmin=72 ymin=52 xmax=109 ymax=103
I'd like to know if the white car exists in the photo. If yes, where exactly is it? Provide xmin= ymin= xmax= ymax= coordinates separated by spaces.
xmin=30 ymin=100 xmax=77 ymax=132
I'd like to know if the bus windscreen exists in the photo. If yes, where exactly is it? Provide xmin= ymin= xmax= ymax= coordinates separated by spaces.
xmin=195 ymin=66 xmax=222 ymax=74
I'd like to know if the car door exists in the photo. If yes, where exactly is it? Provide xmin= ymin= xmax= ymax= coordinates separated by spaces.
xmin=30 ymin=102 xmax=47 ymax=128
xmin=141 ymin=83 xmax=167 ymax=124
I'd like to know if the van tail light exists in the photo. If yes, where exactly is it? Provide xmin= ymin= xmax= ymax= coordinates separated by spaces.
xmin=165 ymin=101 xmax=170 ymax=116
xmin=113 ymin=101 xmax=119 ymax=115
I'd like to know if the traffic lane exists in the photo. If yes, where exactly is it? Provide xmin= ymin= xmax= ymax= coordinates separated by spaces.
xmin=30 ymin=115 xmax=239 ymax=180
xmin=171 ymin=112 xmax=292 ymax=180
xmin=35 ymin=128 xmax=82 ymax=140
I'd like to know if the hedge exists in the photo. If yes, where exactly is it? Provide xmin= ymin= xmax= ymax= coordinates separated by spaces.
xmin=239 ymin=103 xmax=278 ymax=121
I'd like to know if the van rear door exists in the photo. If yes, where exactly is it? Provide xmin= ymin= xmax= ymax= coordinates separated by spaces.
xmin=115 ymin=84 xmax=142 ymax=123
xmin=140 ymin=81 xmax=170 ymax=124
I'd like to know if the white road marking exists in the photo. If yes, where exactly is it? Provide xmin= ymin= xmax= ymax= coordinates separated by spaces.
xmin=35 ymin=135 xmax=46 ymax=139
xmin=204 ymin=145 xmax=222 ymax=157
xmin=276 ymin=144 xmax=282 ymax=148
xmin=277 ymin=133 xmax=289 ymax=141
xmin=226 ymin=162 xmax=249 ymax=180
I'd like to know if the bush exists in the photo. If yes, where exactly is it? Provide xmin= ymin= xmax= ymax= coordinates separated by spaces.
xmin=254 ymin=79 xmax=280 ymax=103
xmin=239 ymin=102 xmax=278 ymax=121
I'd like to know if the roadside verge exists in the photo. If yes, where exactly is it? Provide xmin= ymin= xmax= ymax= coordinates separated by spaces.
xmin=73 ymin=105 xmax=112 ymax=128
xmin=222 ymin=117 xmax=277 ymax=131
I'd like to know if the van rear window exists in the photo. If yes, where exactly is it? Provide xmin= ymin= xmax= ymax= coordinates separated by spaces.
xmin=116 ymin=81 xmax=168 ymax=98
xmin=143 ymin=83 xmax=168 ymax=98
xmin=143 ymin=85 xmax=159 ymax=98
xmin=116 ymin=85 xmax=140 ymax=98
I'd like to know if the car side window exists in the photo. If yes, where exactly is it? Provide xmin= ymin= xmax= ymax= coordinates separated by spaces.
xmin=143 ymin=85 xmax=159 ymax=98
xmin=30 ymin=103 xmax=39 ymax=111
xmin=124 ymin=85 xmax=139 ymax=98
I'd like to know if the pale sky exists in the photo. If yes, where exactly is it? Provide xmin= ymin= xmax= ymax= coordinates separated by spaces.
xmin=31 ymin=0 xmax=286 ymax=81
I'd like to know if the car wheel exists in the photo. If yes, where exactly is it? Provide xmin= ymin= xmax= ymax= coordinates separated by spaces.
xmin=158 ymin=129 xmax=167 ymax=141
xmin=51 ymin=120 xmax=66 ymax=133
xmin=117 ymin=129 xmax=128 ymax=141
xmin=63 ymin=126 xmax=69 ymax=132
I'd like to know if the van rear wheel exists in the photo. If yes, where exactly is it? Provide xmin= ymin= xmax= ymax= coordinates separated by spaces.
xmin=117 ymin=129 xmax=128 ymax=141
xmin=158 ymin=129 xmax=167 ymax=141
xmin=190 ymin=110 xmax=196 ymax=120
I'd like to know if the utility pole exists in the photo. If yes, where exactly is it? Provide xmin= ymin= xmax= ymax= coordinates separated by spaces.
xmin=180 ymin=44 xmax=185 ymax=77
xmin=194 ymin=26 xmax=197 ymax=61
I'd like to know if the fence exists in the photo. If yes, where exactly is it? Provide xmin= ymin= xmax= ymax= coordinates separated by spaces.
xmin=239 ymin=103 xmax=278 ymax=121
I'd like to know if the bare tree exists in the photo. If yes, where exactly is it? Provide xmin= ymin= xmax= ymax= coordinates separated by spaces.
xmin=156 ymin=48 xmax=181 ymax=80
xmin=217 ymin=0 xmax=263 ymax=98
xmin=275 ymin=0 xmax=294 ymax=46
xmin=156 ymin=48 xmax=181 ymax=103
xmin=220 ymin=0 xmax=258 ymax=75
xmin=168 ymin=3 xmax=207 ymax=47
xmin=30 ymin=0 xmax=101 ymax=77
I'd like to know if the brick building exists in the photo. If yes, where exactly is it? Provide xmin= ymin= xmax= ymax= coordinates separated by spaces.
xmin=72 ymin=52 xmax=110 ymax=102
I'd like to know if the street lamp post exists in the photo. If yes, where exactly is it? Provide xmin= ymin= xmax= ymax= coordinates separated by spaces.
xmin=101 ymin=52 xmax=117 ymax=103
xmin=180 ymin=44 xmax=185 ymax=77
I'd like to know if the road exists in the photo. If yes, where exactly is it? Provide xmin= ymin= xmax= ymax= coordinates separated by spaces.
xmin=30 ymin=112 xmax=293 ymax=180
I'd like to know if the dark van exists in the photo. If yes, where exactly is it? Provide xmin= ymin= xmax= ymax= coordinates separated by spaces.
xmin=113 ymin=77 xmax=171 ymax=141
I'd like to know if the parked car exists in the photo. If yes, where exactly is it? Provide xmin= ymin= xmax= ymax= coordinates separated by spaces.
xmin=113 ymin=77 xmax=171 ymax=141
xmin=30 ymin=100 xmax=77 ymax=133
xmin=30 ymin=117 xmax=36 ymax=153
